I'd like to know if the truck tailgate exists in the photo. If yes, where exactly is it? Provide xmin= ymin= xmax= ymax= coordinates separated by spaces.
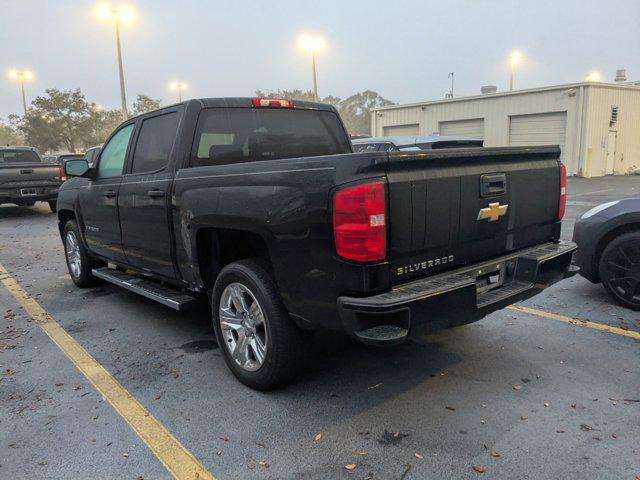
xmin=0 ymin=163 xmax=61 ymax=189
xmin=387 ymin=146 xmax=562 ymax=284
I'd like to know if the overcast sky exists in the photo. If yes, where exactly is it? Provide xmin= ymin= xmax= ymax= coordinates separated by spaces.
xmin=1 ymin=0 xmax=639 ymax=118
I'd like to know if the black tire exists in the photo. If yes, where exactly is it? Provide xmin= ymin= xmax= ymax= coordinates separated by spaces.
xmin=211 ymin=259 xmax=305 ymax=390
xmin=599 ymin=230 xmax=640 ymax=310
xmin=48 ymin=200 xmax=57 ymax=213
xmin=62 ymin=220 xmax=103 ymax=288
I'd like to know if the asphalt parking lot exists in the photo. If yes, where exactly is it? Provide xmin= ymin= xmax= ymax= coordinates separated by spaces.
xmin=1 ymin=176 xmax=639 ymax=480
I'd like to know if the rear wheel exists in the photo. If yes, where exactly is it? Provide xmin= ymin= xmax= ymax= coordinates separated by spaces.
xmin=599 ymin=231 xmax=640 ymax=310
xmin=63 ymin=220 xmax=103 ymax=287
xmin=48 ymin=200 xmax=57 ymax=213
xmin=211 ymin=259 xmax=305 ymax=390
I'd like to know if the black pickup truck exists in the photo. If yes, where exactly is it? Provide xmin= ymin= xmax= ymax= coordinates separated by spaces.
xmin=57 ymin=97 xmax=576 ymax=389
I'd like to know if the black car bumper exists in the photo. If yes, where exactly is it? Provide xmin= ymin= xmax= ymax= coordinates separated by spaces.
xmin=338 ymin=241 xmax=578 ymax=345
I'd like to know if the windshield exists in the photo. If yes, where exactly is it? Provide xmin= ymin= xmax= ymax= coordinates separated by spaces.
xmin=191 ymin=108 xmax=351 ymax=166
xmin=0 ymin=150 xmax=41 ymax=164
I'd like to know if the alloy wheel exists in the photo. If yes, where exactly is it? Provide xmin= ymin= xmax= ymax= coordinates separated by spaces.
xmin=604 ymin=240 xmax=640 ymax=304
xmin=218 ymin=282 xmax=268 ymax=372
xmin=65 ymin=231 xmax=82 ymax=279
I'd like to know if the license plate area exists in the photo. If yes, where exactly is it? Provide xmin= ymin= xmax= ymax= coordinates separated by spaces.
xmin=475 ymin=261 xmax=507 ymax=294
xmin=20 ymin=188 xmax=37 ymax=196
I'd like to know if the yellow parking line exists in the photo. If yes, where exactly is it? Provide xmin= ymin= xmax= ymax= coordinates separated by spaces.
xmin=509 ymin=305 xmax=640 ymax=340
xmin=0 ymin=264 xmax=216 ymax=480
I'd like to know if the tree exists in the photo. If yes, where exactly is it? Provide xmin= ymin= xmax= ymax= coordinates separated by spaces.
xmin=133 ymin=94 xmax=162 ymax=116
xmin=14 ymin=88 xmax=95 ymax=153
xmin=0 ymin=118 xmax=23 ymax=146
xmin=337 ymin=90 xmax=394 ymax=135
xmin=254 ymin=89 xmax=393 ymax=135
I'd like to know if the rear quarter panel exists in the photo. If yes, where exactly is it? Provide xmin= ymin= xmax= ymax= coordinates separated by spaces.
xmin=172 ymin=152 xmax=389 ymax=329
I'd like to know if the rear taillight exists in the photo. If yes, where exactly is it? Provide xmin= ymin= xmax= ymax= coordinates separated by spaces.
xmin=59 ymin=165 xmax=67 ymax=182
xmin=252 ymin=98 xmax=294 ymax=108
xmin=333 ymin=181 xmax=386 ymax=262
xmin=558 ymin=163 xmax=566 ymax=220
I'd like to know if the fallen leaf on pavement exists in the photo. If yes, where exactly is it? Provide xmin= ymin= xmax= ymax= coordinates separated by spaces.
xmin=219 ymin=436 xmax=229 ymax=442
xmin=313 ymin=433 xmax=322 ymax=441
xmin=520 ymin=415 xmax=528 ymax=420
xmin=472 ymin=466 xmax=486 ymax=473
xmin=513 ymin=385 xmax=522 ymax=391
xmin=414 ymin=453 xmax=423 ymax=459
xmin=445 ymin=406 xmax=456 ymax=411
xmin=344 ymin=463 xmax=356 ymax=471
xmin=258 ymin=461 xmax=270 ymax=468
xmin=489 ymin=451 xmax=500 ymax=458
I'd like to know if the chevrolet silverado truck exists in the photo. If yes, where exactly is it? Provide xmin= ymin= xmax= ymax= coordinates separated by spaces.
xmin=0 ymin=146 xmax=63 ymax=212
xmin=57 ymin=97 xmax=576 ymax=389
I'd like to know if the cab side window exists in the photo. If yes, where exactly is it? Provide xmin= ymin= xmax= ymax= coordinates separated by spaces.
xmin=97 ymin=124 xmax=134 ymax=178
xmin=131 ymin=112 xmax=179 ymax=174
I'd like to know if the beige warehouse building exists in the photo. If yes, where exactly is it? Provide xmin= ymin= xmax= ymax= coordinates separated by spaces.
xmin=371 ymin=76 xmax=640 ymax=177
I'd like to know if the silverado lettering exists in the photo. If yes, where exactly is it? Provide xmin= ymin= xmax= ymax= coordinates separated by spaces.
xmin=396 ymin=255 xmax=455 ymax=276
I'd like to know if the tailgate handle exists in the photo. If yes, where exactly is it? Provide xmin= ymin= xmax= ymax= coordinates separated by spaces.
xmin=480 ymin=173 xmax=506 ymax=197
xmin=20 ymin=169 xmax=34 ymax=174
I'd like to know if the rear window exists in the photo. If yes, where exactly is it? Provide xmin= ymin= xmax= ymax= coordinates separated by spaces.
xmin=190 ymin=108 xmax=351 ymax=167
xmin=0 ymin=150 xmax=41 ymax=164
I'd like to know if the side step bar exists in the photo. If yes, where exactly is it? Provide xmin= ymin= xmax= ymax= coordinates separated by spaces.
xmin=92 ymin=267 xmax=198 ymax=311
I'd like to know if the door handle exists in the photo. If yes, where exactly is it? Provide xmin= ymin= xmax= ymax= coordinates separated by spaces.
xmin=20 ymin=169 xmax=34 ymax=174
xmin=103 ymin=189 xmax=117 ymax=198
xmin=480 ymin=173 xmax=507 ymax=197
xmin=147 ymin=189 xmax=165 ymax=198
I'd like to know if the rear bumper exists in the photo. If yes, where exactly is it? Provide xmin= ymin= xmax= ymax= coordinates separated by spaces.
xmin=337 ymin=241 xmax=578 ymax=345
xmin=0 ymin=186 xmax=59 ymax=204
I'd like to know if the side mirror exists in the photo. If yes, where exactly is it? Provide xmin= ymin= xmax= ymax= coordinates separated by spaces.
xmin=64 ymin=159 xmax=91 ymax=178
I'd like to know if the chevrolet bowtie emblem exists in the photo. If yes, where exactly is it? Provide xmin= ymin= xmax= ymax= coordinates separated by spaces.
xmin=477 ymin=202 xmax=509 ymax=222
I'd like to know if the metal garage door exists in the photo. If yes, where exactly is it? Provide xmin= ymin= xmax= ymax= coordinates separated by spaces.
xmin=383 ymin=124 xmax=420 ymax=136
xmin=509 ymin=112 xmax=567 ymax=161
xmin=439 ymin=118 xmax=484 ymax=139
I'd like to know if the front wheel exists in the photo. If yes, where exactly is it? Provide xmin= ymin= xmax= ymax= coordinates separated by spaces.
xmin=211 ymin=259 xmax=305 ymax=390
xmin=63 ymin=220 xmax=103 ymax=287
xmin=599 ymin=231 xmax=640 ymax=310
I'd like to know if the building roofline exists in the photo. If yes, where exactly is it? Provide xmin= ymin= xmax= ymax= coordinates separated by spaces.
xmin=372 ymin=81 xmax=640 ymax=112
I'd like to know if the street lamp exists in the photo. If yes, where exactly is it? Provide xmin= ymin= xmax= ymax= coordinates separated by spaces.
xmin=585 ymin=71 xmax=601 ymax=82
xmin=170 ymin=82 xmax=188 ymax=102
xmin=297 ymin=34 xmax=326 ymax=101
xmin=97 ymin=4 xmax=134 ymax=120
xmin=8 ymin=69 xmax=33 ymax=115
xmin=509 ymin=51 xmax=524 ymax=91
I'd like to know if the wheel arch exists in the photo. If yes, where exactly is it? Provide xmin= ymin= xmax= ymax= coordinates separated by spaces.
xmin=57 ymin=209 xmax=76 ymax=238
xmin=195 ymin=227 xmax=271 ymax=293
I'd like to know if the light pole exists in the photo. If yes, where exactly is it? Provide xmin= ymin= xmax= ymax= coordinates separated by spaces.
xmin=170 ymin=82 xmax=188 ymax=102
xmin=8 ymin=69 xmax=33 ymax=115
xmin=98 ymin=4 xmax=134 ymax=120
xmin=447 ymin=72 xmax=455 ymax=98
xmin=509 ymin=51 xmax=524 ymax=91
xmin=298 ymin=34 xmax=326 ymax=101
